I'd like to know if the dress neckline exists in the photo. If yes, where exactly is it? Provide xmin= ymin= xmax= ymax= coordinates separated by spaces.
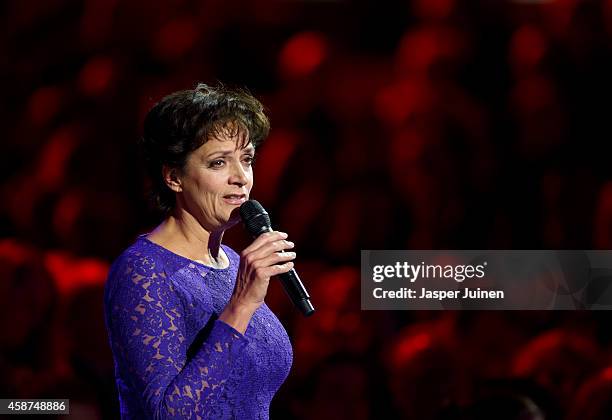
xmin=138 ymin=234 xmax=232 ymax=271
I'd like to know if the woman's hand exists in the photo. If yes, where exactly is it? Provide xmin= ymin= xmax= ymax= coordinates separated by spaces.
xmin=219 ymin=231 xmax=295 ymax=333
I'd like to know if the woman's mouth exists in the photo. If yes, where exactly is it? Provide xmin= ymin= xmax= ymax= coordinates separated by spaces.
xmin=222 ymin=194 xmax=247 ymax=205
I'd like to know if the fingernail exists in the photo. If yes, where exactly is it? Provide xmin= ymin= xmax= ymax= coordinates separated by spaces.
xmin=280 ymin=232 xmax=288 ymax=238
xmin=286 ymin=241 xmax=294 ymax=246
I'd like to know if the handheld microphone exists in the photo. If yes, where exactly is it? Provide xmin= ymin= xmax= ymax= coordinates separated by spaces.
xmin=239 ymin=200 xmax=315 ymax=317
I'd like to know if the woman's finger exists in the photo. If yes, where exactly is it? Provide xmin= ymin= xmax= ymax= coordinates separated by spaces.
xmin=255 ymin=261 xmax=295 ymax=280
xmin=252 ymin=251 xmax=296 ymax=270
xmin=241 ymin=231 xmax=288 ymax=255
xmin=247 ymin=239 xmax=294 ymax=262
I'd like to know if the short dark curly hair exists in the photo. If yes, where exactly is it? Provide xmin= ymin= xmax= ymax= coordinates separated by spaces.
xmin=140 ymin=83 xmax=270 ymax=214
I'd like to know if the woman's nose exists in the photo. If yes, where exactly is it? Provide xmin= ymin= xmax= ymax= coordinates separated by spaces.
xmin=229 ymin=161 xmax=248 ymax=186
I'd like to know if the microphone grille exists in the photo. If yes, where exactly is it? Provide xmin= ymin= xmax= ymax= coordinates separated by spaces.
xmin=239 ymin=200 xmax=271 ymax=236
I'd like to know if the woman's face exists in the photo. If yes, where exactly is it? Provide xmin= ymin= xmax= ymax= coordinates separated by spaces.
xmin=176 ymin=134 xmax=255 ymax=231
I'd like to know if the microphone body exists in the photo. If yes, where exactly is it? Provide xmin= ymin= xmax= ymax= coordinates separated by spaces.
xmin=240 ymin=201 xmax=315 ymax=317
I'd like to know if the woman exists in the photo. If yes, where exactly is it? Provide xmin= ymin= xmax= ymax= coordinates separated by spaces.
xmin=104 ymin=84 xmax=295 ymax=419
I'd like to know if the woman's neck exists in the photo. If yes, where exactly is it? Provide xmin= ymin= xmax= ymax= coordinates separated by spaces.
xmin=147 ymin=209 xmax=228 ymax=268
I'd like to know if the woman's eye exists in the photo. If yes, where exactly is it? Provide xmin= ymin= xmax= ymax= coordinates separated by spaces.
xmin=209 ymin=159 xmax=225 ymax=168
xmin=243 ymin=155 xmax=255 ymax=165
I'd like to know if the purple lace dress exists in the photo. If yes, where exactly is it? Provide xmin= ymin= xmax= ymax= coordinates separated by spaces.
xmin=104 ymin=236 xmax=293 ymax=419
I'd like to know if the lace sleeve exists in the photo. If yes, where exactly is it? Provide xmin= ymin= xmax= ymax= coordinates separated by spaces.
xmin=105 ymin=254 xmax=247 ymax=419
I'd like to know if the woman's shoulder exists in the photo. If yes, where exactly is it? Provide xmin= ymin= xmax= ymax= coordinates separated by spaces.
xmin=110 ymin=235 xmax=162 ymax=271
xmin=105 ymin=236 xmax=171 ymax=300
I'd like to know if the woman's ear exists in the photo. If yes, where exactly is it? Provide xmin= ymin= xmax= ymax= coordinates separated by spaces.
xmin=162 ymin=165 xmax=182 ymax=192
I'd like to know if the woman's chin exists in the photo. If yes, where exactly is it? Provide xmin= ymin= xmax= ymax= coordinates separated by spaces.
xmin=197 ymin=211 xmax=240 ymax=232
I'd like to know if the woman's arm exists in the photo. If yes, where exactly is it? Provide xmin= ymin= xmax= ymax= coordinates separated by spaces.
xmin=105 ymin=255 xmax=247 ymax=419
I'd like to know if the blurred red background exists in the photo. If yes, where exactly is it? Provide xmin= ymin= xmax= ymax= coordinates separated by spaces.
xmin=2 ymin=0 xmax=612 ymax=418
